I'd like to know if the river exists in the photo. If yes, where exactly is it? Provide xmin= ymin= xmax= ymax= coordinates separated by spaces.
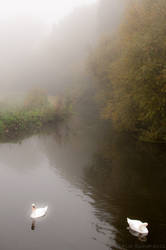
xmin=0 ymin=124 xmax=166 ymax=250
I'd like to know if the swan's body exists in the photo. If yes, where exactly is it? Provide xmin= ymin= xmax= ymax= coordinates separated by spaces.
xmin=127 ymin=218 xmax=148 ymax=234
xmin=30 ymin=204 xmax=48 ymax=219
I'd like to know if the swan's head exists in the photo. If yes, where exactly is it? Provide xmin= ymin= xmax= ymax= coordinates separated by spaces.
xmin=32 ymin=203 xmax=36 ymax=210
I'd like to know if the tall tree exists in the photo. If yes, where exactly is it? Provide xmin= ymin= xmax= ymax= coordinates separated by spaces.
xmin=91 ymin=0 xmax=166 ymax=142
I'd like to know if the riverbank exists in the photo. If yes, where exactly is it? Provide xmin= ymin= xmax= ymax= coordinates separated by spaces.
xmin=0 ymin=90 xmax=72 ymax=142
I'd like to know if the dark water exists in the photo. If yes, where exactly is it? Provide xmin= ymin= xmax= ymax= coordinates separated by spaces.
xmin=0 ymin=125 xmax=166 ymax=250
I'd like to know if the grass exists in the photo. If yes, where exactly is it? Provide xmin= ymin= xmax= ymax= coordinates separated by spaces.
xmin=0 ymin=90 xmax=72 ymax=142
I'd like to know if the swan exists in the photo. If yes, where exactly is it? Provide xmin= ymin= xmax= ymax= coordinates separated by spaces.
xmin=30 ymin=203 xmax=48 ymax=219
xmin=127 ymin=218 xmax=148 ymax=234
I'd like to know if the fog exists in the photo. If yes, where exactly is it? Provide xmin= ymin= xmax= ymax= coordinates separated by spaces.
xmin=0 ymin=0 xmax=97 ymax=24
xmin=0 ymin=2 xmax=165 ymax=249
xmin=0 ymin=0 xmax=128 ymax=97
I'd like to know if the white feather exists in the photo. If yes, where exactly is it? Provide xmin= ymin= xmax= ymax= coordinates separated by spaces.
xmin=127 ymin=218 xmax=148 ymax=234
xmin=31 ymin=206 xmax=48 ymax=219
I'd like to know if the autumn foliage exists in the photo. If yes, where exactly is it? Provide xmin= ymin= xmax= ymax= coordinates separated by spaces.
xmin=90 ymin=0 xmax=166 ymax=142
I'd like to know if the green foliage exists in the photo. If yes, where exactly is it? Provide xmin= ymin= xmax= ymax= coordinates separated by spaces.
xmin=0 ymin=90 xmax=71 ymax=140
xmin=90 ymin=0 xmax=166 ymax=142
xmin=0 ymin=120 xmax=5 ymax=134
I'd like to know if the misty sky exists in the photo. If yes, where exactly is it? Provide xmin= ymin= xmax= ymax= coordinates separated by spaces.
xmin=0 ymin=0 xmax=97 ymax=25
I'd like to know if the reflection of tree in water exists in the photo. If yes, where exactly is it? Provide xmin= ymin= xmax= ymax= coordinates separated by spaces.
xmin=83 ymin=133 xmax=166 ymax=248
xmin=0 ymin=121 xmax=71 ymax=172
xmin=39 ymin=123 xmax=101 ymax=188
xmin=44 ymin=121 xmax=72 ymax=145
xmin=0 ymin=119 xmax=70 ymax=144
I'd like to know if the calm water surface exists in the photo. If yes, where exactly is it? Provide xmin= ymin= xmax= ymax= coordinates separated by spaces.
xmin=0 ymin=127 xmax=166 ymax=250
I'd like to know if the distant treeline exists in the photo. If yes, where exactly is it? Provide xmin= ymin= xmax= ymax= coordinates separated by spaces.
xmin=90 ymin=0 xmax=166 ymax=143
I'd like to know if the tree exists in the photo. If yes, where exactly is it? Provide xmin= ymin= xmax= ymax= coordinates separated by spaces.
xmin=91 ymin=0 xmax=166 ymax=142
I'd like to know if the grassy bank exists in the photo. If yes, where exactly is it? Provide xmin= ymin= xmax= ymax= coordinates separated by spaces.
xmin=0 ymin=89 xmax=72 ymax=141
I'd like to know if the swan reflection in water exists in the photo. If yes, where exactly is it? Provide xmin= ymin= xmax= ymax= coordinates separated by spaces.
xmin=31 ymin=220 xmax=36 ymax=231
xmin=127 ymin=227 xmax=147 ymax=242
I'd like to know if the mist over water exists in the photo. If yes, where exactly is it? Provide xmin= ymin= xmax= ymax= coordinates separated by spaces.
xmin=1 ymin=1 xmax=164 ymax=250
xmin=0 ymin=120 xmax=166 ymax=250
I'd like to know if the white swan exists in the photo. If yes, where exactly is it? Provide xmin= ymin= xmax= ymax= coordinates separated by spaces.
xmin=30 ymin=203 xmax=48 ymax=219
xmin=127 ymin=218 xmax=148 ymax=234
